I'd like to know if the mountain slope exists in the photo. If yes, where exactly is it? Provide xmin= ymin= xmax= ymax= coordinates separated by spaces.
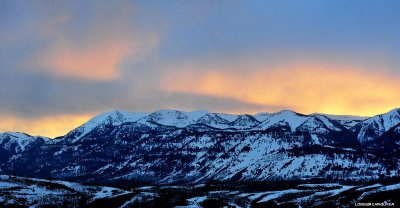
xmin=229 ymin=114 xmax=260 ymax=129
xmin=254 ymin=110 xmax=310 ymax=131
xmin=354 ymin=108 xmax=400 ymax=144
xmin=315 ymin=114 xmax=367 ymax=129
xmin=195 ymin=113 xmax=230 ymax=128
xmin=367 ymin=123 xmax=400 ymax=156
xmin=1 ymin=125 xmax=393 ymax=184
xmin=137 ymin=109 xmax=207 ymax=127
xmin=295 ymin=115 xmax=358 ymax=145
xmin=0 ymin=108 xmax=400 ymax=185
xmin=0 ymin=132 xmax=47 ymax=165
xmin=62 ymin=110 xmax=149 ymax=143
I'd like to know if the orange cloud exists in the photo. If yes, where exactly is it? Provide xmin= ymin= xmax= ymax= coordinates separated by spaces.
xmin=28 ymin=32 xmax=159 ymax=81
xmin=161 ymin=62 xmax=400 ymax=116
xmin=0 ymin=114 xmax=93 ymax=138
xmin=25 ymin=4 xmax=159 ymax=81
xmin=35 ymin=40 xmax=128 ymax=81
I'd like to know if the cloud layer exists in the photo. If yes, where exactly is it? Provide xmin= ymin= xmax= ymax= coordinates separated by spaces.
xmin=1 ymin=1 xmax=400 ymax=136
xmin=161 ymin=61 xmax=400 ymax=116
xmin=21 ymin=2 xmax=159 ymax=81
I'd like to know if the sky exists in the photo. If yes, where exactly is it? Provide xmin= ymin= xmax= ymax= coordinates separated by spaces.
xmin=1 ymin=0 xmax=400 ymax=137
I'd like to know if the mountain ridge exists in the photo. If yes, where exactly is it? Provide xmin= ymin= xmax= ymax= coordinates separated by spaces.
xmin=0 ymin=108 xmax=399 ymax=185
xmin=53 ymin=108 xmax=372 ymax=139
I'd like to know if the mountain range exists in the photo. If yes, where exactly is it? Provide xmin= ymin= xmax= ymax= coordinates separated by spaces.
xmin=1 ymin=108 xmax=400 ymax=185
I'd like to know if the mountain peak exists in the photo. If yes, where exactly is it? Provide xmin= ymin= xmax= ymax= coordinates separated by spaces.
xmin=138 ymin=109 xmax=213 ymax=128
xmin=63 ymin=110 xmax=149 ymax=143
xmin=230 ymin=114 xmax=260 ymax=128
xmin=196 ymin=113 xmax=230 ymax=128
xmin=43 ymin=108 xmax=400 ymax=144
xmin=0 ymin=132 xmax=46 ymax=153
xmin=273 ymin=110 xmax=304 ymax=116
xmin=148 ymin=109 xmax=185 ymax=119
xmin=355 ymin=108 xmax=400 ymax=144
xmin=255 ymin=110 xmax=309 ymax=131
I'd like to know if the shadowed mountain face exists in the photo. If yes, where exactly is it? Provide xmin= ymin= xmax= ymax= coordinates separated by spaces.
xmin=0 ymin=109 xmax=399 ymax=185
xmin=0 ymin=132 xmax=47 ymax=165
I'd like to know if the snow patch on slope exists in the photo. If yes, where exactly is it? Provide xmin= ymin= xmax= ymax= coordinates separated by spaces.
xmin=0 ymin=132 xmax=44 ymax=152
xmin=67 ymin=110 xmax=149 ymax=143
xmin=255 ymin=110 xmax=309 ymax=131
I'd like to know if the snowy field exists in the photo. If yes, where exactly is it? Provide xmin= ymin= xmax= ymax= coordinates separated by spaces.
xmin=1 ymin=175 xmax=399 ymax=207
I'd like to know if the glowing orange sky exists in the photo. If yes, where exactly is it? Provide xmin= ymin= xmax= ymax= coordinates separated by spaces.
xmin=3 ymin=61 xmax=398 ymax=138
xmin=0 ymin=59 xmax=400 ymax=137
xmin=1 ymin=63 xmax=399 ymax=138
xmin=0 ymin=114 xmax=93 ymax=138
xmin=162 ymin=62 xmax=400 ymax=116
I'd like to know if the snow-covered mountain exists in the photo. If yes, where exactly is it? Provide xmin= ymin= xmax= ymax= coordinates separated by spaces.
xmin=353 ymin=108 xmax=400 ymax=144
xmin=253 ymin=112 xmax=271 ymax=122
xmin=254 ymin=110 xmax=310 ymax=131
xmin=195 ymin=113 xmax=230 ymax=128
xmin=0 ymin=132 xmax=47 ymax=165
xmin=0 ymin=108 xmax=400 ymax=186
xmin=62 ymin=110 xmax=149 ymax=143
xmin=0 ymin=132 xmax=42 ymax=152
xmin=61 ymin=109 xmax=367 ymax=141
xmin=367 ymin=122 xmax=400 ymax=156
xmin=229 ymin=114 xmax=260 ymax=129
xmin=137 ymin=109 xmax=206 ymax=127
xmin=314 ymin=113 xmax=367 ymax=129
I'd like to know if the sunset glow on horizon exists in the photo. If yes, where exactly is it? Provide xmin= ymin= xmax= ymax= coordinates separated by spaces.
xmin=0 ymin=114 xmax=93 ymax=138
xmin=162 ymin=61 xmax=400 ymax=116
xmin=1 ymin=1 xmax=400 ymax=137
